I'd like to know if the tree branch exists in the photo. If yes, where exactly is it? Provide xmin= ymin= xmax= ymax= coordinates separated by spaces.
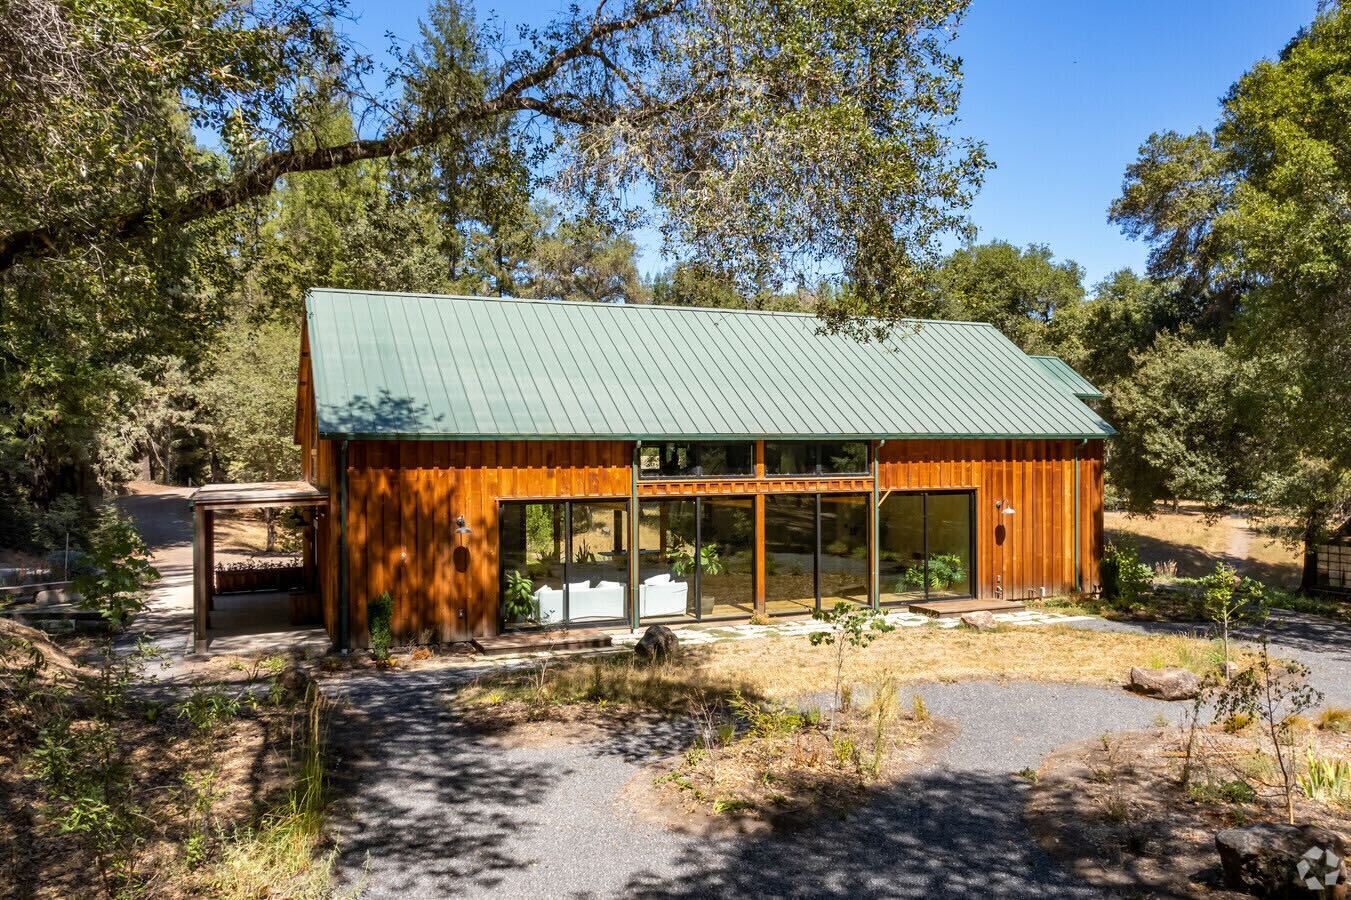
xmin=0 ymin=0 xmax=681 ymax=272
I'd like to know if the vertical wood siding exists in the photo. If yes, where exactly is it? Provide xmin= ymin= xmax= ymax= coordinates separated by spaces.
xmin=876 ymin=439 xmax=1104 ymax=601
xmin=298 ymin=431 xmax=1106 ymax=645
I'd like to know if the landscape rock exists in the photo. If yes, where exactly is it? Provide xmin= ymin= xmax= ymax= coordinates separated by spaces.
xmin=1128 ymin=666 xmax=1201 ymax=701
xmin=635 ymin=624 xmax=678 ymax=662
xmin=1216 ymin=823 xmax=1347 ymax=900
xmin=277 ymin=664 xmax=316 ymax=702
xmin=959 ymin=611 xmax=996 ymax=632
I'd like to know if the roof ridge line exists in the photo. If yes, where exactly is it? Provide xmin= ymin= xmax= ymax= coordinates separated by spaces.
xmin=305 ymin=287 xmax=999 ymax=329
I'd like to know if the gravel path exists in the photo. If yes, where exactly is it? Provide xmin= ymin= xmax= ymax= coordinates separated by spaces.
xmin=326 ymin=608 xmax=1351 ymax=899
xmin=326 ymin=671 xmax=1173 ymax=899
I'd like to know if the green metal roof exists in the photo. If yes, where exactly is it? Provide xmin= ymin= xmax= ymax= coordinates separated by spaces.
xmin=1028 ymin=354 xmax=1105 ymax=400
xmin=305 ymin=289 xmax=1115 ymax=441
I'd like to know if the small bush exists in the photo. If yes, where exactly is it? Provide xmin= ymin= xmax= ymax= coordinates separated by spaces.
xmin=1101 ymin=542 xmax=1151 ymax=609
xmin=1298 ymin=751 xmax=1351 ymax=805
xmin=911 ymin=694 xmax=930 ymax=722
xmin=179 ymin=688 xmax=241 ymax=732
xmin=368 ymin=592 xmax=394 ymax=662
xmin=1315 ymin=707 xmax=1351 ymax=734
xmin=1187 ymin=779 xmax=1256 ymax=805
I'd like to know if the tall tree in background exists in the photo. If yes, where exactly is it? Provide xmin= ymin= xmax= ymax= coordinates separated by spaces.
xmin=526 ymin=205 xmax=643 ymax=303
xmin=930 ymin=241 xmax=1085 ymax=354
xmin=1112 ymin=5 xmax=1351 ymax=587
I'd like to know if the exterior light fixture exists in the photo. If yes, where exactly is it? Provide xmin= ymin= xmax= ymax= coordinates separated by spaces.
xmin=995 ymin=499 xmax=1016 ymax=516
xmin=1002 ymin=506 xmax=1016 ymax=516
xmin=454 ymin=515 xmax=472 ymax=536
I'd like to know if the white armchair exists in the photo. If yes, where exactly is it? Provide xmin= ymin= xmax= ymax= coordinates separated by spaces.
xmin=639 ymin=572 xmax=689 ymax=618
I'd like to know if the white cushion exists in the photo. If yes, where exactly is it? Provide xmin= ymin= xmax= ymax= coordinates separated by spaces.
xmin=643 ymin=573 xmax=672 ymax=586
xmin=595 ymin=580 xmax=623 ymax=589
xmin=568 ymin=581 xmax=591 ymax=592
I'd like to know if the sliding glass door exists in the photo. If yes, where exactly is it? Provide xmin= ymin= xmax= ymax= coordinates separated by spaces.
xmin=878 ymin=491 xmax=975 ymax=604
xmin=499 ymin=500 xmax=629 ymax=627
xmin=765 ymin=492 xmax=870 ymax=615
xmin=639 ymin=497 xmax=755 ymax=622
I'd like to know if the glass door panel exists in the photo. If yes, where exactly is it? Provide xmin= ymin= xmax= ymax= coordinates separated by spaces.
xmin=925 ymin=493 xmax=973 ymax=598
xmin=500 ymin=502 xmax=566 ymax=625
xmin=638 ymin=500 xmax=697 ymax=621
xmin=765 ymin=495 xmax=816 ymax=616
xmin=819 ymin=495 xmax=869 ymax=606
xmin=699 ymin=498 xmax=755 ymax=618
xmin=568 ymin=501 xmax=629 ymax=622
xmin=878 ymin=493 xmax=926 ymax=605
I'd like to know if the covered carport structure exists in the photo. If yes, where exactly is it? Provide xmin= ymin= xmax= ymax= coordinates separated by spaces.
xmin=190 ymin=481 xmax=329 ymax=654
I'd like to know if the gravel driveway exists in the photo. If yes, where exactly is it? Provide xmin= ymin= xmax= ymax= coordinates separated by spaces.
xmin=324 ymin=610 xmax=1351 ymax=898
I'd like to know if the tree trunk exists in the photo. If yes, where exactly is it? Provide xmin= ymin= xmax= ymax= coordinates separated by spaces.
xmin=265 ymin=509 xmax=277 ymax=554
xmin=1299 ymin=518 xmax=1320 ymax=594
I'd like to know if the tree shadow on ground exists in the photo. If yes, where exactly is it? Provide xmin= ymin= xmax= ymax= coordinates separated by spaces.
xmin=325 ymin=669 xmax=558 ymax=895
xmin=621 ymin=768 xmax=1106 ymax=899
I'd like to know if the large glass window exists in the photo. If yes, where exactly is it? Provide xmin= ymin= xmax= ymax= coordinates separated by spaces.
xmin=878 ymin=491 xmax=974 ymax=603
xmin=638 ymin=499 xmax=697 ymax=621
xmin=765 ymin=441 xmax=868 ymax=476
xmin=699 ymin=498 xmax=756 ymax=618
xmin=500 ymin=500 xmax=629 ymax=627
xmin=819 ymin=495 xmax=869 ymax=606
xmin=765 ymin=492 xmax=870 ymax=615
xmin=765 ymin=495 xmax=816 ymax=615
xmin=638 ymin=497 xmax=755 ymax=621
xmin=639 ymin=442 xmax=754 ymax=479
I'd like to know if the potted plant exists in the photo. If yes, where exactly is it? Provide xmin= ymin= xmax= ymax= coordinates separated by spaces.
xmin=504 ymin=570 xmax=537 ymax=624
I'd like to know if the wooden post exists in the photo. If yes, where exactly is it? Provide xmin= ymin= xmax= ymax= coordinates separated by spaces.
xmin=192 ymin=505 xmax=210 ymax=654
xmin=754 ymin=493 xmax=766 ymax=616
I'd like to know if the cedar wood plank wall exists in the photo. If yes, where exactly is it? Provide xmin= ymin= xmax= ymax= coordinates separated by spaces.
xmin=297 ymin=329 xmax=1104 ymax=644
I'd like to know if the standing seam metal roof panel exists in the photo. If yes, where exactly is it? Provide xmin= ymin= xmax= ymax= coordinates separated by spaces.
xmin=305 ymin=289 xmax=1116 ymax=441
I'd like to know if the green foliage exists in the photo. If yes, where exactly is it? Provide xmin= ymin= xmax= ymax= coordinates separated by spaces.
xmin=368 ymin=592 xmax=394 ymax=662
xmin=178 ymin=687 xmax=242 ymax=732
xmin=670 ymin=541 xmax=722 ymax=577
xmin=728 ymin=690 xmax=805 ymax=740
xmin=931 ymin=241 xmax=1085 ymax=353
xmin=73 ymin=508 xmax=159 ymax=628
xmin=1186 ymin=778 xmax=1256 ymax=805
xmin=504 ymin=570 xmax=536 ymax=624
xmin=1193 ymin=562 xmax=1266 ymax=672
xmin=1210 ymin=641 xmax=1324 ymax=824
xmin=809 ymin=603 xmax=895 ymax=737
xmin=1299 ymin=750 xmax=1351 ymax=805
xmin=1100 ymin=542 xmax=1152 ymax=609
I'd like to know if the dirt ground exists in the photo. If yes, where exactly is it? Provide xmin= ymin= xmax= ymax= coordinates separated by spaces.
xmin=1027 ymin=724 xmax=1351 ymax=897
xmin=1106 ymin=503 xmax=1302 ymax=588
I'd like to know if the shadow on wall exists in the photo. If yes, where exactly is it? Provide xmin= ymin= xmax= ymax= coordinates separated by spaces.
xmin=319 ymin=390 xmax=445 ymax=437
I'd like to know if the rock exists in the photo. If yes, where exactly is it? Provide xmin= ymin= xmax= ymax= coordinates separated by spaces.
xmin=1221 ymin=661 xmax=1241 ymax=679
xmin=1128 ymin=666 xmax=1201 ymax=701
xmin=635 ymin=624 xmax=678 ymax=662
xmin=959 ymin=611 xmax=995 ymax=632
xmin=277 ymin=665 xmax=316 ymax=702
xmin=1216 ymin=823 xmax=1347 ymax=900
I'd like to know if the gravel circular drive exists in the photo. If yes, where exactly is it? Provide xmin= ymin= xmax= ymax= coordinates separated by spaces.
xmin=324 ymin=612 xmax=1351 ymax=898
xmin=326 ymin=672 xmax=1174 ymax=899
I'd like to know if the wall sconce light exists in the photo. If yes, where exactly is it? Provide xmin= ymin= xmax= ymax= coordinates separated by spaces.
xmin=454 ymin=515 xmax=472 ymax=536
xmin=995 ymin=499 xmax=1017 ymax=516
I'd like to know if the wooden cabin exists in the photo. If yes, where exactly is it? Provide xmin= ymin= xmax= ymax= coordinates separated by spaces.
xmin=289 ymin=288 xmax=1113 ymax=651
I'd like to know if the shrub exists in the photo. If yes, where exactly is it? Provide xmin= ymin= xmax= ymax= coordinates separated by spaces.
xmin=179 ymin=687 xmax=241 ymax=732
xmin=1298 ymin=751 xmax=1351 ymax=805
xmin=73 ymin=508 xmax=159 ymax=628
xmin=1192 ymin=562 xmax=1265 ymax=675
xmin=1101 ymin=542 xmax=1151 ymax=609
xmin=1315 ymin=707 xmax=1351 ymax=734
xmin=503 ymin=571 xmax=536 ymax=624
xmin=368 ymin=592 xmax=394 ymax=662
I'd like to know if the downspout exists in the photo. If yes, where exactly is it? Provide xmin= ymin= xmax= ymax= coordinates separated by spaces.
xmin=338 ymin=439 xmax=350 ymax=654
xmin=630 ymin=441 xmax=641 ymax=631
xmin=872 ymin=440 xmax=885 ymax=611
xmin=1073 ymin=438 xmax=1087 ymax=594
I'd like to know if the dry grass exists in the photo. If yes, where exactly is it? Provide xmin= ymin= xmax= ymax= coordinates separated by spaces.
xmin=687 ymin=625 xmax=1235 ymax=699
xmin=1105 ymin=502 xmax=1301 ymax=587
xmin=459 ymin=624 xmax=1238 ymax=714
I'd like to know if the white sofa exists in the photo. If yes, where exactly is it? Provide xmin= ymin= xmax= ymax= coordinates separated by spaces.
xmin=639 ymin=572 xmax=689 ymax=618
xmin=534 ymin=580 xmax=626 ymax=623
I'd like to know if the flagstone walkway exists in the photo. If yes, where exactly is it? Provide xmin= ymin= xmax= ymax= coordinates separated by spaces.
xmin=605 ymin=607 xmax=1097 ymax=647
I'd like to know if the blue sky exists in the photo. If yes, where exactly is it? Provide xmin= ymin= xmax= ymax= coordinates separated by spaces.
xmin=338 ymin=0 xmax=1318 ymax=288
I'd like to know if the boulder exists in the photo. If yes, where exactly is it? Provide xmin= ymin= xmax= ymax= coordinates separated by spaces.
xmin=1128 ymin=666 xmax=1201 ymax=701
xmin=1216 ymin=823 xmax=1347 ymax=900
xmin=276 ymin=665 xmax=316 ymax=702
xmin=635 ymin=624 xmax=678 ymax=662
xmin=959 ymin=611 xmax=995 ymax=632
